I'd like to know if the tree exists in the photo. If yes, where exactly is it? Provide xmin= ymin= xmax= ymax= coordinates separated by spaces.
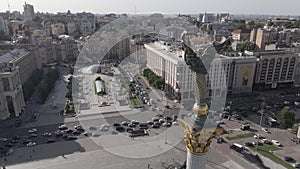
xmin=279 ymin=108 xmax=295 ymax=129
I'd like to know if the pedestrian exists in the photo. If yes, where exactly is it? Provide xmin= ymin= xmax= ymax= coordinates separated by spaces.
xmin=32 ymin=149 xmax=35 ymax=153
xmin=147 ymin=164 xmax=150 ymax=169
xmin=29 ymin=155 xmax=32 ymax=159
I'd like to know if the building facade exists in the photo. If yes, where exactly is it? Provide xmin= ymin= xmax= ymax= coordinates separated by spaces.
xmin=248 ymin=50 xmax=299 ymax=89
xmin=145 ymin=41 xmax=194 ymax=105
xmin=209 ymin=54 xmax=257 ymax=95
xmin=0 ymin=52 xmax=26 ymax=119
xmin=23 ymin=2 xmax=34 ymax=23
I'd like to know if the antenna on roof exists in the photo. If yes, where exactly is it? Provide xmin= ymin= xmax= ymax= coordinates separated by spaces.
xmin=7 ymin=0 xmax=10 ymax=12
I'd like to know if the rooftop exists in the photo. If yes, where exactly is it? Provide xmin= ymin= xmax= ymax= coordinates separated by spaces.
xmin=0 ymin=49 xmax=29 ymax=71
xmin=144 ymin=41 xmax=184 ymax=65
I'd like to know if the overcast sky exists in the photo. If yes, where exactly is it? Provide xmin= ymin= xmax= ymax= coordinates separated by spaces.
xmin=1 ymin=0 xmax=300 ymax=15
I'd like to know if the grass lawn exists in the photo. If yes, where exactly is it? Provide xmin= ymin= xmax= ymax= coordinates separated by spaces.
xmin=251 ymin=144 xmax=294 ymax=169
xmin=128 ymin=97 xmax=143 ymax=107
xmin=225 ymin=132 xmax=255 ymax=140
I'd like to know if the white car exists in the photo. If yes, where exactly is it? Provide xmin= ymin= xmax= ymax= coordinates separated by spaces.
xmin=28 ymin=128 xmax=37 ymax=133
xmin=292 ymin=163 xmax=300 ymax=168
xmin=262 ymin=128 xmax=270 ymax=133
xmin=99 ymin=126 xmax=109 ymax=131
xmin=26 ymin=142 xmax=36 ymax=147
xmin=0 ymin=138 xmax=8 ymax=142
xmin=272 ymin=140 xmax=282 ymax=147
xmin=58 ymin=125 xmax=68 ymax=130
xmin=172 ymin=121 xmax=179 ymax=125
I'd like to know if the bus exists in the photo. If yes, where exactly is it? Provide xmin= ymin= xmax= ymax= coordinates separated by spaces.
xmin=230 ymin=143 xmax=244 ymax=152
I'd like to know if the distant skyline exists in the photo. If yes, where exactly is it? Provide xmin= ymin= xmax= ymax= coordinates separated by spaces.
xmin=1 ymin=0 xmax=300 ymax=16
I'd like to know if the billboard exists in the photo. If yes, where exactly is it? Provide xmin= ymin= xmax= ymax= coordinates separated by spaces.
xmin=236 ymin=64 xmax=256 ymax=88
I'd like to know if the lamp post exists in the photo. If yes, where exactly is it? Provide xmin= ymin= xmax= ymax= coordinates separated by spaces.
xmin=256 ymin=109 xmax=264 ymax=151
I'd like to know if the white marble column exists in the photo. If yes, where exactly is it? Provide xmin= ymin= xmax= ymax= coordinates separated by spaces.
xmin=186 ymin=150 xmax=208 ymax=169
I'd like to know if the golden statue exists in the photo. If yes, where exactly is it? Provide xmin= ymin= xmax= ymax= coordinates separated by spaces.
xmin=178 ymin=40 xmax=223 ymax=155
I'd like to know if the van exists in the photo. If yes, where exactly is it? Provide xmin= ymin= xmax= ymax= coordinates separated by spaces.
xmin=241 ymin=124 xmax=250 ymax=130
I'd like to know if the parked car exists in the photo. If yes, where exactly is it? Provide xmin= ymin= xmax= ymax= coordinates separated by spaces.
xmin=216 ymin=137 xmax=224 ymax=144
xmin=66 ymin=129 xmax=74 ymax=134
xmin=253 ymin=134 xmax=265 ymax=139
xmin=272 ymin=140 xmax=282 ymax=147
xmin=89 ymin=126 xmax=97 ymax=130
xmin=292 ymin=163 xmax=300 ymax=168
xmin=262 ymin=128 xmax=270 ymax=133
xmin=28 ymin=128 xmax=37 ymax=133
xmin=245 ymin=142 xmax=254 ymax=147
xmin=46 ymin=139 xmax=55 ymax=143
xmin=72 ymin=130 xmax=81 ymax=135
xmin=0 ymin=138 xmax=8 ymax=142
xmin=121 ymin=121 xmax=129 ymax=126
xmin=284 ymin=156 xmax=295 ymax=162
xmin=43 ymin=132 xmax=52 ymax=137
xmin=92 ymin=133 xmax=100 ymax=137
xmin=58 ymin=125 xmax=68 ymax=130
xmin=22 ymin=140 xmax=32 ymax=144
xmin=116 ymin=126 xmax=125 ymax=132
xmin=26 ymin=142 xmax=36 ymax=147
xmin=28 ymin=134 xmax=38 ymax=138
xmin=66 ymin=136 xmax=77 ymax=140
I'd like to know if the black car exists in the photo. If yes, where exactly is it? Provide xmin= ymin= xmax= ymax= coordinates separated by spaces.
xmin=245 ymin=142 xmax=254 ymax=147
xmin=66 ymin=129 xmax=74 ymax=133
xmin=72 ymin=130 xmax=81 ymax=135
xmin=126 ymin=128 xmax=133 ymax=133
xmin=46 ymin=139 xmax=56 ymax=143
xmin=172 ymin=115 xmax=178 ymax=121
xmin=10 ymin=139 xmax=18 ymax=144
xmin=152 ymin=124 xmax=160 ymax=128
xmin=116 ymin=126 xmax=125 ymax=132
xmin=147 ymin=121 xmax=154 ymax=125
xmin=113 ymin=123 xmax=121 ymax=127
xmin=165 ymin=116 xmax=172 ymax=122
xmin=4 ymin=143 xmax=14 ymax=147
xmin=284 ymin=156 xmax=295 ymax=162
xmin=29 ymin=134 xmax=38 ymax=138
xmin=12 ymin=136 xmax=22 ymax=140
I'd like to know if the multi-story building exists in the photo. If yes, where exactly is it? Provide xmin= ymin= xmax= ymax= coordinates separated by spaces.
xmin=213 ymin=54 xmax=257 ymax=95
xmin=213 ymin=29 xmax=231 ymax=42
xmin=0 ymin=49 xmax=37 ymax=86
xmin=23 ymin=2 xmax=34 ymax=23
xmin=54 ymin=38 xmax=79 ymax=62
xmin=0 ymin=51 xmax=26 ymax=119
xmin=295 ymin=54 xmax=300 ymax=87
xmin=254 ymin=28 xmax=278 ymax=50
xmin=103 ymin=38 xmax=130 ymax=62
xmin=232 ymin=29 xmax=251 ymax=41
xmin=51 ymin=23 xmax=66 ymax=36
xmin=145 ymin=41 xmax=194 ymax=105
xmin=0 ymin=16 xmax=10 ymax=37
xmin=38 ymin=40 xmax=57 ymax=64
xmin=247 ymin=50 xmax=299 ymax=89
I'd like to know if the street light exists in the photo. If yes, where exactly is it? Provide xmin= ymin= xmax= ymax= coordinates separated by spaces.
xmin=256 ymin=110 xmax=264 ymax=151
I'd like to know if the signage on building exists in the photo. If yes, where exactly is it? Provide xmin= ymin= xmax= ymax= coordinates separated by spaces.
xmin=236 ymin=64 xmax=255 ymax=88
xmin=271 ymin=82 xmax=277 ymax=89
